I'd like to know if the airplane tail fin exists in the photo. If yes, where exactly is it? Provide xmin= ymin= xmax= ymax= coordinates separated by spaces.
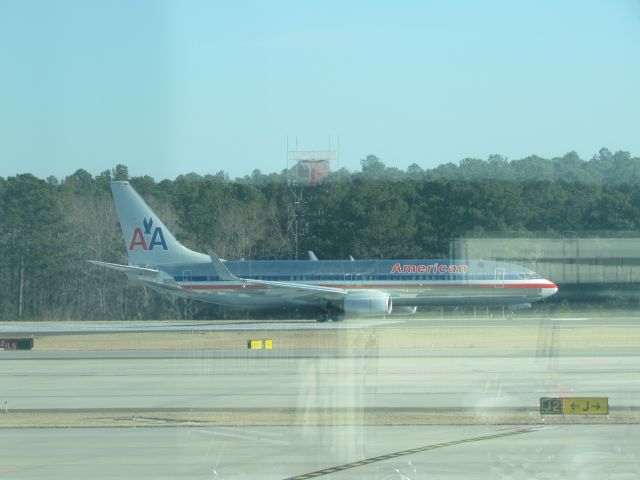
xmin=110 ymin=181 xmax=208 ymax=267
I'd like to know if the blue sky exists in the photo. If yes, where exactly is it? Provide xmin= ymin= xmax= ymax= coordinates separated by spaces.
xmin=1 ymin=0 xmax=640 ymax=180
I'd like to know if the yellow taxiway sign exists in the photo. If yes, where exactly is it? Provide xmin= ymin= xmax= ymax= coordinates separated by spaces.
xmin=541 ymin=397 xmax=608 ymax=415
xmin=562 ymin=397 xmax=608 ymax=415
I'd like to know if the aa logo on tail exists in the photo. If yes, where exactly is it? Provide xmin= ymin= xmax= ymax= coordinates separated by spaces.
xmin=129 ymin=217 xmax=168 ymax=251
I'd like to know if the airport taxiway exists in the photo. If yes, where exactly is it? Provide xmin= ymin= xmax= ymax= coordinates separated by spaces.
xmin=1 ymin=314 xmax=639 ymax=478
xmin=1 ymin=425 xmax=639 ymax=479
xmin=0 ymin=318 xmax=402 ymax=334
xmin=1 ymin=347 xmax=639 ymax=412
xmin=3 ymin=314 xmax=640 ymax=334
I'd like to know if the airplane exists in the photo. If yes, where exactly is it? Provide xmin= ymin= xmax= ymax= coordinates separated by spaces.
xmin=90 ymin=181 xmax=558 ymax=321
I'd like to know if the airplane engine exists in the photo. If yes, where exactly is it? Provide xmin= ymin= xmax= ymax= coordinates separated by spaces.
xmin=390 ymin=306 xmax=417 ymax=315
xmin=343 ymin=291 xmax=392 ymax=316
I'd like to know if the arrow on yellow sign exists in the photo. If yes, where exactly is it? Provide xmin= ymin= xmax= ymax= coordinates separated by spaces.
xmin=562 ymin=397 xmax=608 ymax=415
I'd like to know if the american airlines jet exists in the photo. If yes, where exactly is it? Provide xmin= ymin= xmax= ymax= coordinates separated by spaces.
xmin=90 ymin=181 xmax=558 ymax=321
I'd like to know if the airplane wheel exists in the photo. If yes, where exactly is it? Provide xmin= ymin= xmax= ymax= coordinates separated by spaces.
xmin=316 ymin=314 xmax=330 ymax=323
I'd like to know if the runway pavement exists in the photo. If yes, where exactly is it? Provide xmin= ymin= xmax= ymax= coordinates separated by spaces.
xmin=3 ymin=314 xmax=640 ymax=334
xmin=1 ymin=314 xmax=639 ymax=478
xmin=1 ymin=348 xmax=639 ymax=411
xmin=1 ymin=425 xmax=639 ymax=479
xmin=0 ymin=318 xmax=402 ymax=334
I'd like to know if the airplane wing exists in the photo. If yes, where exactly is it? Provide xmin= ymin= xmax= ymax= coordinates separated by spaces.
xmin=207 ymin=250 xmax=348 ymax=301
xmin=242 ymin=278 xmax=348 ymax=299
xmin=91 ymin=254 xmax=350 ymax=303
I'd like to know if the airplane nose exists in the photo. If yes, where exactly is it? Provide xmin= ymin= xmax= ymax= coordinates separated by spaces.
xmin=542 ymin=282 xmax=558 ymax=298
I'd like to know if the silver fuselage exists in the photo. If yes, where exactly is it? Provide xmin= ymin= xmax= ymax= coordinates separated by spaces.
xmin=129 ymin=258 xmax=557 ymax=310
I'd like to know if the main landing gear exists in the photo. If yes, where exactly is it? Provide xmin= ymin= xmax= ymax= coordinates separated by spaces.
xmin=316 ymin=309 xmax=345 ymax=323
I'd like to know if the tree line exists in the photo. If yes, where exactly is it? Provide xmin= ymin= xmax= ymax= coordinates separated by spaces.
xmin=1 ymin=148 xmax=639 ymax=320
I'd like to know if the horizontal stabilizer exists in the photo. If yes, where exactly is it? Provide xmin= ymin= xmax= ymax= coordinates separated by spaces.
xmin=88 ymin=260 xmax=159 ymax=276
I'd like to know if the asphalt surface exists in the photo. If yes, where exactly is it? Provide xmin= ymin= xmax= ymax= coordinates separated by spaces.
xmin=2 ymin=314 xmax=640 ymax=334
xmin=1 ymin=347 xmax=639 ymax=410
xmin=1 ymin=425 xmax=639 ymax=479
xmin=1 ymin=314 xmax=639 ymax=479
xmin=0 ymin=318 xmax=402 ymax=334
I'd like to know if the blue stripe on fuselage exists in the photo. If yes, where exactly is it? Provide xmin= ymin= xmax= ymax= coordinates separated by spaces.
xmin=162 ymin=259 xmax=534 ymax=283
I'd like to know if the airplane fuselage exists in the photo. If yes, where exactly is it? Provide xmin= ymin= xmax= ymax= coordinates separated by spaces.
xmin=96 ymin=181 xmax=558 ymax=320
xmin=131 ymin=258 xmax=557 ymax=310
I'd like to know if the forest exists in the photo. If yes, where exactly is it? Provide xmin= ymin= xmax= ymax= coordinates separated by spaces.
xmin=1 ymin=147 xmax=640 ymax=320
